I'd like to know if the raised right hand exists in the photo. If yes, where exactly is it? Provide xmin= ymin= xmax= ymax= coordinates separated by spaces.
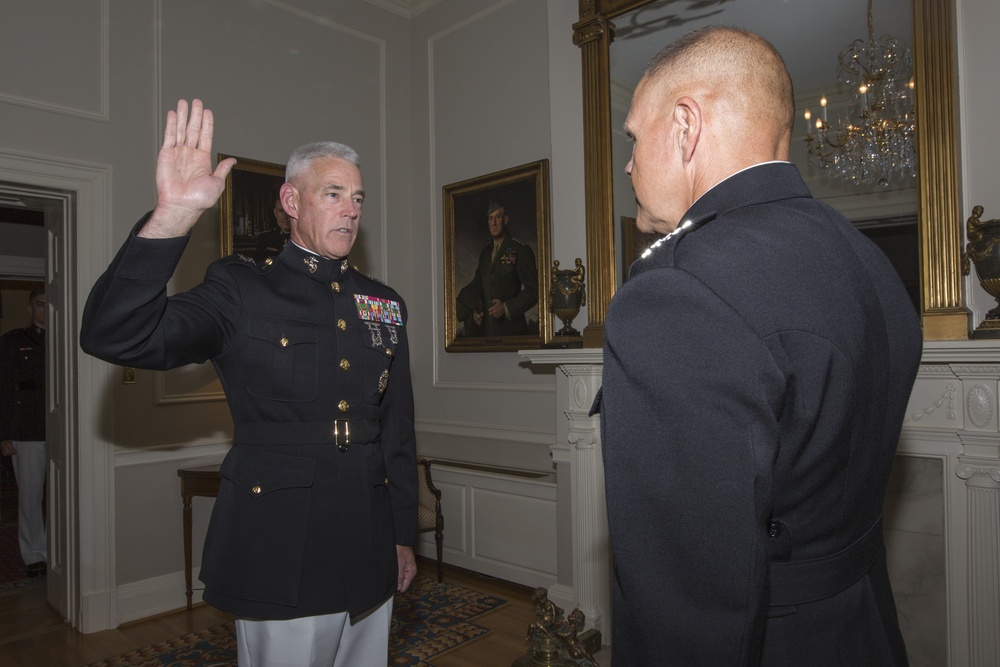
xmin=141 ymin=99 xmax=237 ymax=239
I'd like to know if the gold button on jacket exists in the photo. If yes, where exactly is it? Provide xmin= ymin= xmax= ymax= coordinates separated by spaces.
xmin=78 ymin=227 xmax=417 ymax=621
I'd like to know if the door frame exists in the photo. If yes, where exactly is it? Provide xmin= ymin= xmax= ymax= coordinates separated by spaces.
xmin=0 ymin=148 xmax=117 ymax=632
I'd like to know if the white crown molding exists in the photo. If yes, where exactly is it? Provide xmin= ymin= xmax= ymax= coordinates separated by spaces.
xmin=361 ymin=0 xmax=444 ymax=19
xmin=0 ymin=0 xmax=110 ymax=121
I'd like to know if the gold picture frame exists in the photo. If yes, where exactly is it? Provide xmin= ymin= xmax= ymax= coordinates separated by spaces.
xmin=443 ymin=160 xmax=552 ymax=352
xmin=218 ymin=154 xmax=286 ymax=258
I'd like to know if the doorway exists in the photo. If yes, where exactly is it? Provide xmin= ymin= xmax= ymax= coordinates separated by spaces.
xmin=0 ymin=149 xmax=116 ymax=634
xmin=0 ymin=187 xmax=68 ymax=624
xmin=0 ymin=276 xmax=46 ymax=583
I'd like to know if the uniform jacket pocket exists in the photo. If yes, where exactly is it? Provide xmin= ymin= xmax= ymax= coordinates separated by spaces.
xmin=201 ymin=447 xmax=316 ymax=606
xmin=244 ymin=314 xmax=319 ymax=402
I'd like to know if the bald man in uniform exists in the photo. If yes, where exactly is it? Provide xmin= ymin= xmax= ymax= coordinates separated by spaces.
xmin=593 ymin=26 xmax=921 ymax=666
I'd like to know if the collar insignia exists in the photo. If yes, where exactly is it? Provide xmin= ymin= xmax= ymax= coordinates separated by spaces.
xmin=641 ymin=220 xmax=694 ymax=259
xmin=304 ymin=256 xmax=319 ymax=273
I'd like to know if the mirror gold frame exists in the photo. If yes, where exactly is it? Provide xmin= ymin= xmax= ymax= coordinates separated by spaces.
xmin=573 ymin=0 xmax=967 ymax=347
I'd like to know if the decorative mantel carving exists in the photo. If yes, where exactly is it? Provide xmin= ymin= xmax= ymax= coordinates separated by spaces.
xmin=905 ymin=352 xmax=1000 ymax=664
xmin=520 ymin=348 xmax=610 ymax=642
xmin=956 ymin=462 xmax=1000 ymax=486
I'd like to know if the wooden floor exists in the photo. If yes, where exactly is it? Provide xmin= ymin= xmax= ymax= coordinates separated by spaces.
xmin=0 ymin=559 xmax=554 ymax=666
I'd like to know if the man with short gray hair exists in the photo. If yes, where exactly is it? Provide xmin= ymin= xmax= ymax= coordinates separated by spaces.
xmin=82 ymin=99 xmax=417 ymax=666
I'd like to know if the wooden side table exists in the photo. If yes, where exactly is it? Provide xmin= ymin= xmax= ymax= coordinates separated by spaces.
xmin=177 ymin=464 xmax=222 ymax=611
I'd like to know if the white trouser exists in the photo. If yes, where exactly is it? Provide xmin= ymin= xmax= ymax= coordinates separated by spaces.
xmin=236 ymin=596 xmax=393 ymax=667
xmin=10 ymin=440 xmax=47 ymax=566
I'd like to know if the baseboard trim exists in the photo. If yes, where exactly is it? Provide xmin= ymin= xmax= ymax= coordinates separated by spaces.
xmin=116 ymin=570 xmax=201 ymax=624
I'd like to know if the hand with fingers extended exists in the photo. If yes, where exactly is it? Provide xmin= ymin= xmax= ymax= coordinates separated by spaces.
xmin=142 ymin=99 xmax=237 ymax=239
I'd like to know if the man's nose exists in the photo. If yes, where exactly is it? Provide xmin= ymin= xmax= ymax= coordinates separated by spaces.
xmin=625 ymin=157 xmax=634 ymax=177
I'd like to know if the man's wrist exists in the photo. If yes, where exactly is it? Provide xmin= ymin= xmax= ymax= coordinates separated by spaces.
xmin=140 ymin=205 xmax=203 ymax=239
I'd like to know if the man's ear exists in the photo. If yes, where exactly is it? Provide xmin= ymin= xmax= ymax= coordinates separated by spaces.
xmin=279 ymin=182 xmax=298 ymax=219
xmin=674 ymin=96 xmax=702 ymax=162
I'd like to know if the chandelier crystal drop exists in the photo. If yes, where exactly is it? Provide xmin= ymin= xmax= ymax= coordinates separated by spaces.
xmin=803 ymin=0 xmax=916 ymax=188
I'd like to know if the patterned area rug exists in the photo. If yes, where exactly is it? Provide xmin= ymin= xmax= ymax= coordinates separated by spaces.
xmin=84 ymin=577 xmax=507 ymax=667
xmin=388 ymin=577 xmax=507 ymax=666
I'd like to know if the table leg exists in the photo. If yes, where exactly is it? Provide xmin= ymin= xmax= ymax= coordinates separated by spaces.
xmin=182 ymin=492 xmax=193 ymax=611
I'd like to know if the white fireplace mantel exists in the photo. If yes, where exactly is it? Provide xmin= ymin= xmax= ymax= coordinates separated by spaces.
xmin=520 ymin=347 xmax=609 ymax=641
xmin=524 ymin=341 xmax=1000 ymax=665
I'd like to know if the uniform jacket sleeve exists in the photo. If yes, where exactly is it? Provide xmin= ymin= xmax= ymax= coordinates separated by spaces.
xmin=80 ymin=215 xmax=237 ymax=370
xmin=601 ymin=265 xmax=783 ymax=664
xmin=379 ymin=297 xmax=418 ymax=546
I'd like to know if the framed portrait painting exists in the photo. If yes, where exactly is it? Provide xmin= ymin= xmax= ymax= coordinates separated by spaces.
xmin=218 ymin=154 xmax=286 ymax=259
xmin=443 ymin=159 xmax=552 ymax=352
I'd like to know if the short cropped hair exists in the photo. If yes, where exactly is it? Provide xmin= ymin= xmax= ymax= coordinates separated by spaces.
xmin=28 ymin=287 xmax=45 ymax=301
xmin=645 ymin=25 xmax=795 ymax=137
xmin=486 ymin=199 xmax=506 ymax=217
xmin=285 ymin=141 xmax=361 ymax=183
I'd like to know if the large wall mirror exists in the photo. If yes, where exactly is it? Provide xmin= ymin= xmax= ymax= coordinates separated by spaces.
xmin=574 ymin=0 xmax=966 ymax=347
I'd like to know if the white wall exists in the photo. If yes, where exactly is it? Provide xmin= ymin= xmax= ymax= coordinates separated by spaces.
xmin=1 ymin=0 xmax=575 ymax=622
xmin=7 ymin=0 xmax=992 ymax=632
xmin=408 ymin=0 xmax=574 ymax=473
xmin=958 ymin=0 xmax=1000 ymax=328
xmin=1 ymin=0 xmax=417 ymax=612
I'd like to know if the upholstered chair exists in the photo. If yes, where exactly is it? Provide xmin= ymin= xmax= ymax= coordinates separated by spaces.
xmin=417 ymin=458 xmax=444 ymax=582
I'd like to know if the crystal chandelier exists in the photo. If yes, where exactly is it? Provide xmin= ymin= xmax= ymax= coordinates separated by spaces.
xmin=803 ymin=0 xmax=916 ymax=188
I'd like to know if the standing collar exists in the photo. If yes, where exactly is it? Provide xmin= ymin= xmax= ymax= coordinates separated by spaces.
xmin=684 ymin=161 xmax=809 ymax=225
xmin=633 ymin=162 xmax=811 ymax=267
xmin=278 ymin=239 xmax=350 ymax=282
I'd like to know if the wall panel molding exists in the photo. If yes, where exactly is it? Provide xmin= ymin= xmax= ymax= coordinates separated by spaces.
xmin=417 ymin=417 xmax=554 ymax=446
xmin=428 ymin=0 xmax=532 ymax=387
xmin=114 ymin=440 xmax=230 ymax=468
xmin=0 ymin=0 xmax=110 ymax=121
xmin=153 ymin=0 xmax=389 ymax=280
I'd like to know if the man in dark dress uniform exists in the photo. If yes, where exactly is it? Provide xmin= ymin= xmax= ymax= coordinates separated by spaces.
xmin=593 ymin=27 xmax=921 ymax=666
xmin=80 ymin=99 xmax=417 ymax=666
xmin=0 ymin=287 xmax=48 ymax=577
xmin=456 ymin=199 xmax=538 ymax=337
xmin=253 ymin=196 xmax=292 ymax=262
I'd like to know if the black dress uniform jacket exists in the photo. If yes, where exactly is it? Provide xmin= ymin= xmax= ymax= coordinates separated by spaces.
xmin=81 ymin=215 xmax=417 ymax=620
xmin=254 ymin=228 xmax=290 ymax=263
xmin=457 ymin=235 xmax=538 ymax=336
xmin=0 ymin=324 xmax=46 ymax=442
xmin=595 ymin=163 xmax=921 ymax=666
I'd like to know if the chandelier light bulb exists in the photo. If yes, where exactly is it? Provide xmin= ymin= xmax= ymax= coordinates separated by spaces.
xmin=803 ymin=0 xmax=916 ymax=188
